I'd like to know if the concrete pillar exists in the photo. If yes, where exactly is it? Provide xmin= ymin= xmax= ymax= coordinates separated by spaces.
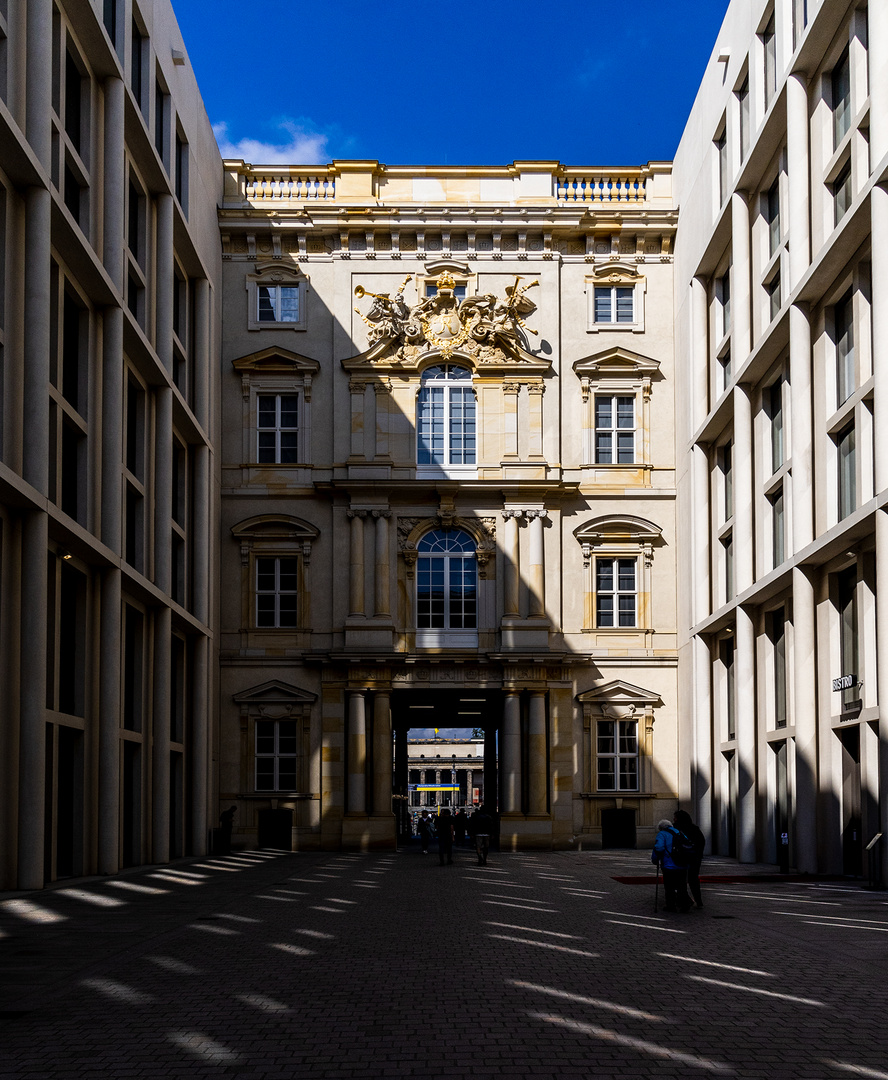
xmin=191 ymin=633 xmax=209 ymax=856
xmin=372 ymin=691 xmax=392 ymax=816
xmin=873 ymin=185 xmax=888 ymax=493
xmin=786 ymin=72 xmax=811 ymax=289
xmin=154 ymin=389 xmax=172 ymax=593
xmin=23 ymin=188 xmax=51 ymax=494
xmin=155 ymin=194 xmax=174 ymax=372
xmin=793 ymin=566 xmax=818 ymax=872
xmin=503 ymin=511 xmax=521 ymax=617
xmin=692 ymin=445 xmax=711 ymax=624
xmin=348 ymin=510 xmax=366 ymax=617
xmin=735 ymin=607 xmax=756 ymax=862
xmin=152 ymin=607 xmax=171 ymax=863
xmin=526 ymin=510 xmax=547 ymax=618
xmin=693 ymin=635 xmax=713 ymax=848
xmin=528 ymin=691 xmax=547 ymax=816
xmin=103 ymin=77 xmax=126 ymax=288
xmin=98 ymin=568 xmax=122 ymax=873
xmin=373 ymin=511 xmax=391 ymax=617
xmin=501 ymin=690 xmax=521 ymax=813
xmin=193 ymin=278 xmax=211 ymax=431
xmin=730 ymin=192 xmax=752 ymax=360
xmin=789 ymin=305 xmax=814 ymax=550
xmin=690 ymin=276 xmax=709 ymax=430
xmin=17 ymin=513 xmax=48 ymax=889
xmin=733 ymin=385 xmax=754 ymax=592
xmin=193 ymin=446 xmax=209 ymax=625
xmin=26 ymin=0 xmax=52 ymax=169
xmin=873 ymin=188 xmax=888 ymax=882
xmin=347 ymin=691 xmax=367 ymax=814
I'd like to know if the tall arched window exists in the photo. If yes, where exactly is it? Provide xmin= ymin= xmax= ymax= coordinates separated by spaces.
xmin=417 ymin=365 xmax=476 ymax=475
xmin=416 ymin=529 xmax=477 ymax=647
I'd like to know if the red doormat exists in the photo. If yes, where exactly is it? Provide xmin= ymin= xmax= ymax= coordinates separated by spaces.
xmin=613 ymin=874 xmax=848 ymax=884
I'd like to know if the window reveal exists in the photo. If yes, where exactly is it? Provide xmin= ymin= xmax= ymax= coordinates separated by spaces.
xmin=255 ymin=557 xmax=298 ymax=628
xmin=597 ymin=719 xmax=638 ymax=791
xmin=596 ymin=558 xmax=637 ymax=628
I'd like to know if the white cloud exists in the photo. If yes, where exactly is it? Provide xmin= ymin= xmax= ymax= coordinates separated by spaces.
xmin=213 ymin=119 xmax=329 ymax=165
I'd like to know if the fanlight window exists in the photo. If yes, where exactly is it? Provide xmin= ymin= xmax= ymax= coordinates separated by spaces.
xmin=416 ymin=529 xmax=477 ymax=630
xmin=417 ymin=365 xmax=476 ymax=468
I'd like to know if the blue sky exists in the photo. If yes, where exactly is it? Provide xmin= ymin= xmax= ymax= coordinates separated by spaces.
xmin=174 ymin=0 xmax=730 ymax=167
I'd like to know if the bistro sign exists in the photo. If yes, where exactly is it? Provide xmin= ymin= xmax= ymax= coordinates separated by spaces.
xmin=832 ymin=674 xmax=856 ymax=692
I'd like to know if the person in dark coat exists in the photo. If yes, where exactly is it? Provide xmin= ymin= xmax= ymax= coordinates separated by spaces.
xmin=674 ymin=809 xmax=706 ymax=909
xmin=437 ymin=808 xmax=454 ymax=865
xmin=471 ymin=805 xmax=493 ymax=865
xmin=453 ymin=809 xmax=467 ymax=846
xmin=651 ymin=818 xmax=691 ymax=912
xmin=417 ymin=812 xmax=432 ymax=854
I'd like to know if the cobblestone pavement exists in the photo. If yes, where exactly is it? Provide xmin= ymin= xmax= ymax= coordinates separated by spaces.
xmin=2 ymin=845 xmax=888 ymax=1080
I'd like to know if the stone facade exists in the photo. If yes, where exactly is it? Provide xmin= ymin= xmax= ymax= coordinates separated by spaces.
xmin=218 ymin=161 xmax=680 ymax=853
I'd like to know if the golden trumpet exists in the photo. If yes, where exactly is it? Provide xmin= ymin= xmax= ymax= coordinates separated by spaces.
xmin=354 ymin=284 xmax=389 ymax=301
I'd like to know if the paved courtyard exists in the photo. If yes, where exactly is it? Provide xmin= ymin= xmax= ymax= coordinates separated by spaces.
xmin=2 ymin=844 xmax=888 ymax=1079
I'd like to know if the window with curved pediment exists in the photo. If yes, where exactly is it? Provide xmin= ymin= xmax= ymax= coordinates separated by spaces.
xmin=416 ymin=528 xmax=478 ymax=648
xmin=231 ymin=515 xmax=318 ymax=638
xmin=416 ymin=365 xmax=477 ymax=477
xmin=573 ymin=347 xmax=660 ymax=473
xmin=574 ymin=516 xmax=662 ymax=632
xmin=586 ymin=265 xmax=646 ymax=332
xmin=246 ymin=265 xmax=307 ymax=332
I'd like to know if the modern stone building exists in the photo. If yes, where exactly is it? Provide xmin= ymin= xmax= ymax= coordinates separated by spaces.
xmin=217 ymin=160 xmax=681 ymax=854
xmin=673 ymin=0 xmax=888 ymax=875
xmin=0 ymin=0 xmax=222 ymax=891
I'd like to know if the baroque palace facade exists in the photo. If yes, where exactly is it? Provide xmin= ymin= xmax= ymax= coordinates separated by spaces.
xmin=2 ymin=0 xmax=887 ymax=890
xmin=217 ymin=160 xmax=679 ymax=853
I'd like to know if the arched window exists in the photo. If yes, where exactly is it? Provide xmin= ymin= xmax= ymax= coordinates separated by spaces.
xmin=416 ymin=529 xmax=477 ymax=643
xmin=417 ymin=365 xmax=476 ymax=473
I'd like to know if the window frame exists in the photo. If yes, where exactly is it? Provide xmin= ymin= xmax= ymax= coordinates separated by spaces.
xmin=246 ymin=267 xmax=307 ymax=332
xmin=586 ymin=267 xmax=646 ymax=333
xmin=415 ymin=363 xmax=478 ymax=479
xmin=415 ymin=527 xmax=479 ymax=647
xmin=574 ymin=515 xmax=661 ymax=635
xmin=254 ymin=718 xmax=300 ymax=792
xmin=257 ymin=392 xmax=300 ymax=464
xmin=595 ymin=556 xmax=638 ymax=629
xmin=595 ymin=718 xmax=639 ymax=792
xmin=255 ymin=554 xmax=299 ymax=629
xmin=594 ymin=393 xmax=636 ymax=465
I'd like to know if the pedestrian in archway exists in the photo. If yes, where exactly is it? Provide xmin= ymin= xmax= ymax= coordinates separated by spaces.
xmin=437 ymin=808 xmax=454 ymax=865
xmin=418 ymin=812 xmax=432 ymax=854
xmin=471 ymin=804 xmax=493 ymax=865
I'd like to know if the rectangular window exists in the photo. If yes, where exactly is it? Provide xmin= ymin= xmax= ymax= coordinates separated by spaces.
xmin=833 ymin=162 xmax=852 ymax=226
xmin=596 ymin=558 xmax=637 ymax=628
xmin=738 ymin=76 xmax=750 ymax=162
xmin=718 ymin=269 xmax=731 ymax=339
xmin=835 ymin=291 xmax=854 ymax=405
xmin=722 ymin=441 xmax=733 ymax=521
xmin=792 ymin=0 xmax=807 ymax=48
xmin=767 ymin=178 xmax=780 ymax=257
xmin=837 ymin=423 xmax=856 ymax=521
xmin=594 ymin=395 xmax=635 ymax=464
xmin=832 ymin=49 xmax=851 ymax=149
xmin=65 ymin=50 xmax=82 ymax=154
xmin=154 ymin=79 xmax=168 ymax=162
xmin=721 ymin=638 xmax=735 ymax=740
xmin=763 ymin=17 xmax=776 ymax=109
xmin=255 ymin=719 xmax=298 ymax=791
xmin=596 ymin=719 xmax=638 ymax=791
xmin=767 ymin=272 xmax=781 ymax=322
xmin=716 ymin=129 xmax=728 ymax=206
xmin=838 ymin=567 xmax=858 ymax=710
xmin=593 ymin=286 xmax=634 ymax=324
xmin=769 ymin=608 xmax=787 ymax=728
xmin=103 ymin=0 xmax=118 ymax=45
xmin=131 ymin=20 xmax=144 ymax=109
xmin=720 ymin=349 xmax=733 ymax=392
xmin=257 ymin=394 xmax=298 ymax=464
xmin=255 ymin=556 xmax=298 ymax=628
xmin=723 ymin=533 xmax=734 ymax=602
xmin=175 ymin=131 xmax=188 ymax=212
xmin=257 ymin=285 xmax=300 ymax=323
xmin=769 ymin=378 xmax=784 ymax=472
xmin=770 ymin=486 xmax=785 ymax=567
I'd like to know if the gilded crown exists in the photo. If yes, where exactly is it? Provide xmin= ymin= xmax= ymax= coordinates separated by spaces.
xmin=436 ymin=270 xmax=456 ymax=291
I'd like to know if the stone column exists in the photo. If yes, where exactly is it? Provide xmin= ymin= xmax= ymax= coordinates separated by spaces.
xmin=18 ymin=514 xmax=48 ymax=889
xmin=692 ymin=445 xmax=710 ymax=624
xmin=871 ymin=1 xmax=888 ymax=165
xmin=98 ymin=569 xmax=122 ymax=873
xmin=349 ymin=380 xmax=365 ymax=459
xmin=789 ymin=305 xmax=813 ymax=551
xmin=152 ymin=607 xmax=171 ymax=863
xmin=155 ymin=389 xmax=172 ymax=592
xmin=730 ymin=192 xmax=752 ymax=360
xmin=347 ymin=510 xmax=366 ymax=617
xmin=26 ymin=0 xmax=52 ymax=168
xmin=733 ymin=385 xmax=753 ymax=592
xmin=372 ymin=691 xmax=393 ymax=816
xmin=347 ymin=691 xmax=367 ymax=814
xmin=503 ymin=383 xmax=520 ymax=459
xmin=483 ymin=726 xmax=497 ymax=812
xmin=156 ymin=194 xmax=174 ymax=373
xmin=526 ymin=510 xmax=547 ymax=618
xmin=503 ymin=510 xmax=522 ymax=617
xmin=735 ymin=607 xmax=756 ymax=862
xmin=793 ymin=567 xmax=818 ymax=872
xmin=373 ymin=510 xmax=391 ymax=617
xmin=690 ymin=276 xmax=709 ymax=430
xmin=693 ymin=635 xmax=713 ymax=847
xmin=23 ymin=187 xmax=51 ymax=493
xmin=527 ymin=383 xmax=545 ymax=458
xmin=527 ymin=691 xmax=548 ymax=816
xmin=501 ymin=690 xmax=522 ymax=813
xmin=193 ymin=278 xmax=211 ymax=431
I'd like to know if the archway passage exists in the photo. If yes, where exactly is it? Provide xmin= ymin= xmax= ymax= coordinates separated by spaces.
xmin=391 ymin=688 xmax=500 ymax=843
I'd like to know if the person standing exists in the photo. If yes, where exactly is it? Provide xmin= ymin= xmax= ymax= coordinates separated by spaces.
xmin=418 ymin=812 xmax=432 ymax=854
xmin=651 ymin=818 xmax=690 ymax=912
xmin=674 ymin=809 xmax=706 ymax=909
xmin=437 ymin=808 xmax=454 ymax=865
xmin=471 ymin=804 xmax=493 ymax=866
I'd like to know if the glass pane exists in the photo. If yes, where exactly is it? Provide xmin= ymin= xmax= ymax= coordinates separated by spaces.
xmin=256 ymin=559 xmax=276 ymax=590
xmin=595 ymin=433 xmax=613 ymax=464
xmin=595 ymin=397 xmax=612 ymax=429
xmin=594 ymin=288 xmax=612 ymax=323
xmin=615 ymin=288 xmax=634 ymax=322
xmin=616 ymin=398 xmax=634 ymax=427
xmin=278 ymin=595 xmax=298 ymax=628
xmin=279 ymin=397 xmax=299 ymax=426
xmin=618 ymin=560 xmax=636 ymax=591
xmin=597 ymin=721 xmax=615 ymax=753
xmin=257 ymin=286 xmax=276 ymax=321
xmin=256 ymin=595 xmax=275 ymax=627
xmin=619 ymin=721 xmax=637 ymax=753
xmin=278 ymin=759 xmax=297 ymax=790
xmin=618 ymin=758 xmax=638 ymax=790
xmin=256 ymin=721 xmax=274 ymax=753
xmin=257 ymin=432 xmax=277 ymax=463
xmin=277 ymin=722 xmax=298 ymax=753
xmin=278 ymin=559 xmax=298 ymax=589
xmin=255 ymin=760 xmax=275 ymax=790
xmin=258 ymin=396 xmax=276 ymax=427
xmin=280 ymin=432 xmax=298 ymax=463
xmin=597 ymin=595 xmax=614 ymax=627
xmin=618 ymin=596 xmax=636 ymax=627
xmin=597 ymin=758 xmax=615 ymax=790
xmin=616 ymin=433 xmax=634 ymax=463
xmin=597 ymin=561 xmax=614 ymax=591
xmin=279 ymin=288 xmax=299 ymax=322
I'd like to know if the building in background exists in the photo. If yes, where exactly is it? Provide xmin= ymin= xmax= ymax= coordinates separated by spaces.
xmin=673 ymin=0 xmax=888 ymax=875
xmin=0 ymin=0 xmax=222 ymax=891
xmin=217 ymin=159 xmax=680 ymax=854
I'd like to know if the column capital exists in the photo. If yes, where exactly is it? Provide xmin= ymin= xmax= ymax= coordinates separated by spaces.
xmin=372 ymin=509 xmax=391 ymax=519
xmin=502 ymin=509 xmax=524 ymax=520
xmin=348 ymin=379 xmax=366 ymax=395
xmin=347 ymin=509 xmax=369 ymax=519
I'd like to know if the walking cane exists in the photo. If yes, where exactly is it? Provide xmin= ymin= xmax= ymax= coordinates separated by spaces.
xmin=654 ymin=858 xmax=661 ymax=913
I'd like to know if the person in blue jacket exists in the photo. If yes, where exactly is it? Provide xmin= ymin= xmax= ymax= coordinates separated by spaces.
xmin=651 ymin=818 xmax=691 ymax=913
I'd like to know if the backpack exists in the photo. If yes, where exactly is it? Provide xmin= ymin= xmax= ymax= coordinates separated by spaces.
xmin=669 ymin=827 xmax=695 ymax=868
